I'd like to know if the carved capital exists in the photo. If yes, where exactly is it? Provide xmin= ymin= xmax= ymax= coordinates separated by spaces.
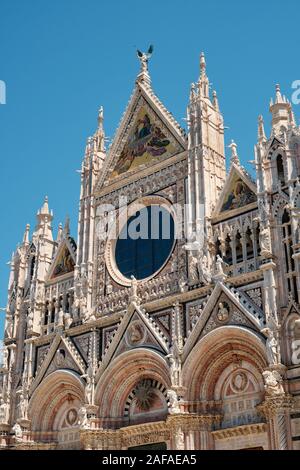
xmin=257 ymin=394 xmax=295 ymax=419
xmin=166 ymin=413 xmax=222 ymax=431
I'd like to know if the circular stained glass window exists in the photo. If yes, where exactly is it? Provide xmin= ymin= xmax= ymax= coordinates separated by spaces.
xmin=115 ymin=205 xmax=175 ymax=280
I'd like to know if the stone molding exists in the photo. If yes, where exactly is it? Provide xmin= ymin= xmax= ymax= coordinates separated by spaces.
xmin=212 ymin=423 xmax=267 ymax=440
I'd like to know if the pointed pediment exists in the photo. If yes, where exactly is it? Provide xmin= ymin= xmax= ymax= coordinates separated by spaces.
xmin=109 ymin=103 xmax=182 ymax=179
xmin=214 ymin=164 xmax=257 ymax=216
xmin=96 ymin=302 xmax=170 ymax=378
xmin=95 ymin=81 xmax=186 ymax=190
xmin=30 ymin=334 xmax=86 ymax=396
xmin=47 ymin=237 xmax=76 ymax=281
xmin=281 ymin=298 xmax=300 ymax=325
xmin=183 ymin=282 xmax=265 ymax=361
xmin=268 ymin=136 xmax=284 ymax=152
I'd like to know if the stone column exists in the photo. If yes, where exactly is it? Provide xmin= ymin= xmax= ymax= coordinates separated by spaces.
xmin=198 ymin=416 xmax=218 ymax=450
xmin=167 ymin=415 xmax=186 ymax=450
xmin=230 ymin=239 xmax=237 ymax=275
xmin=250 ymin=231 xmax=258 ymax=268
xmin=239 ymin=233 xmax=248 ymax=274
xmin=257 ymin=395 xmax=294 ymax=450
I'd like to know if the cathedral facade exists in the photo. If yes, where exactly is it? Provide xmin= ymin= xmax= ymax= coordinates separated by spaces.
xmin=1 ymin=52 xmax=300 ymax=450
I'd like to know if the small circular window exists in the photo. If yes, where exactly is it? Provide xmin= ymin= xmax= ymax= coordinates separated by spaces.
xmin=115 ymin=205 xmax=175 ymax=281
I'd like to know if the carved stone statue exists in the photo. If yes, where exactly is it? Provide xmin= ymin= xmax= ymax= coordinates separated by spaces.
xmin=57 ymin=309 xmax=64 ymax=327
xmin=188 ymin=255 xmax=199 ymax=283
xmin=199 ymin=252 xmax=212 ymax=284
xmin=84 ymin=376 xmax=93 ymax=405
xmin=17 ymin=392 xmax=28 ymax=420
xmin=12 ymin=423 xmax=23 ymax=441
xmin=212 ymin=254 xmax=227 ymax=282
xmin=0 ymin=397 xmax=9 ymax=424
xmin=130 ymin=275 xmax=138 ymax=300
xmin=5 ymin=314 xmax=13 ymax=339
xmin=78 ymin=406 xmax=90 ymax=429
xmin=36 ymin=285 xmax=44 ymax=304
xmin=167 ymin=389 xmax=181 ymax=414
xmin=9 ymin=347 xmax=15 ymax=368
xmin=2 ymin=347 xmax=9 ymax=369
xmin=178 ymin=275 xmax=188 ymax=293
xmin=27 ymin=308 xmax=33 ymax=330
xmin=64 ymin=311 xmax=72 ymax=329
xmin=82 ymin=366 xmax=95 ymax=405
xmin=166 ymin=351 xmax=182 ymax=388
xmin=74 ymin=274 xmax=89 ymax=319
xmin=259 ymin=226 xmax=272 ymax=256
xmin=137 ymin=45 xmax=153 ymax=74
xmin=82 ymin=308 xmax=96 ymax=323
xmin=215 ymin=255 xmax=225 ymax=276
xmin=262 ymin=327 xmax=280 ymax=365
xmin=262 ymin=369 xmax=284 ymax=396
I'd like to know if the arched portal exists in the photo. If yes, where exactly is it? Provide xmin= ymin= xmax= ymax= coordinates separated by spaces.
xmin=182 ymin=326 xmax=268 ymax=449
xmin=29 ymin=370 xmax=84 ymax=434
xmin=95 ymin=348 xmax=170 ymax=428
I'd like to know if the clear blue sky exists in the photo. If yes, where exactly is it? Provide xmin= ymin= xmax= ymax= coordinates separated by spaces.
xmin=1 ymin=0 xmax=299 ymax=336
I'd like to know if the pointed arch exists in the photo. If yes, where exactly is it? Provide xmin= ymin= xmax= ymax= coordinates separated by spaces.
xmin=182 ymin=326 xmax=267 ymax=402
xmin=276 ymin=154 xmax=285 ymax=185
xmin=29 ymin=370 xmax=84 ymax=432
xmin=95 ymin=348 xmax=170 ymax=423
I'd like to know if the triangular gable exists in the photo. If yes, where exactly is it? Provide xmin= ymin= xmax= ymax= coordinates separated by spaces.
xmin=272 ymin=192 xmax=289 ymax=217
xmin=96 ymin=302 xmax=170 ymax=379
xmin=30 ymin=334 xmax=86 ymax=396
xmin=95 ymin=81 xmax=186 ymax=191
xmin=214 ymin=164 xmax=257 ymax=216
xmin=281 ymin=298 xmax=300 ymax=326
xmin=109 ymin=103 xmax=181 ymax=179
xmin=268 ymin=136 xmax=284 ymax=152
xmin=46 ymin=237 xmax=76 ymax=281
xmin=182 ymin=282 xmax=265 ymax=362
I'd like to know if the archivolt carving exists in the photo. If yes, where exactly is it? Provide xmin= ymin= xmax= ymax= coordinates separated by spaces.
xmin=95 ymin=349 xmax=170 ymax=420
xmin=182 ymin=326 xmax=267 ymax=402
xmin=29 ymin=370 xmax=84 ymax=431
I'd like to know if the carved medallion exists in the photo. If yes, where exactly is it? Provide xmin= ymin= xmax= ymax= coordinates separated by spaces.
xmin=216 ymin=301 xmax=230 ymax=323
xmin=231 ymin=371 xmax=248 ymax=393
xmin=126 ymin=320 xmax=145 ymax=346
xmin=55 ymin=348 xmax=66 ymax=367
xmin=66 ymin=408 xmax=78 ymax=426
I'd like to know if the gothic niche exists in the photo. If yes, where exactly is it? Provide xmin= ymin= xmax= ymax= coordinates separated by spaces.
xmin=124 ymin=379 xmax=168 ymax=424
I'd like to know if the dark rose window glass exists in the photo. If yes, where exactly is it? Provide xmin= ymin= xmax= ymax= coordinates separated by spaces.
xmin=115 ymin=205 xmax=174 ymax=280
